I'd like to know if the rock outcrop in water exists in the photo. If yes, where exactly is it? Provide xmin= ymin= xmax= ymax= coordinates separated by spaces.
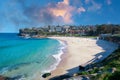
xmin=0 ymin=75 xmax=10 ymax=80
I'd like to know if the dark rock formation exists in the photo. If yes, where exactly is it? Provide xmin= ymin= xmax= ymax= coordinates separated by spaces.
xmin=42 ymin=73 xmax=51 ymax=78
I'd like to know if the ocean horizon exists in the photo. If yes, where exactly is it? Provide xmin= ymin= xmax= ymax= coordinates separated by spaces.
xmin=0 ymin=33 xmax=66 ymax=79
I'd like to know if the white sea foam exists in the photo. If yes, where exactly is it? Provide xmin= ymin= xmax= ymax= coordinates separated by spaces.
xmin=0 ymin=67 xmax=9 ymax=75
xmin=43 ymin=40 xmax=67 ymax=73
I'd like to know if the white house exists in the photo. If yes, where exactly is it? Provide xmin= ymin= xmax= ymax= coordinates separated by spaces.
xmin=49 ymin=26 xmax=56 ymax=32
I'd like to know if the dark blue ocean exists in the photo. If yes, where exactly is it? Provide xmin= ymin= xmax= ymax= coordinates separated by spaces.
xmin=0 ymin=33 xmax=65 ymax=79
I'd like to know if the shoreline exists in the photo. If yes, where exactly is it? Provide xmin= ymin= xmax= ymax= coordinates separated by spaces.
xmin=34 ymin=38 xmax=68 ymax=80
xmin=46 ymin=37 xmax=118 ymax=80
xmin=48 ymin=40 xmax=67 ymax=73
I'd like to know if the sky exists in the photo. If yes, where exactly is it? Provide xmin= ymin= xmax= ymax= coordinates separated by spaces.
xmin=0 ymin=0 xmax=120 ymax=32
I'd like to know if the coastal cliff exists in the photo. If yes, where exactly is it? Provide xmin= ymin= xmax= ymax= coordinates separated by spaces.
xmin=18 ymin=28 xmax=47 ymax=38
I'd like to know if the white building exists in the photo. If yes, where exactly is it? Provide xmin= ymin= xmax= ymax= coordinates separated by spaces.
xmin=49 ymin=26 xmax=55 ymax=32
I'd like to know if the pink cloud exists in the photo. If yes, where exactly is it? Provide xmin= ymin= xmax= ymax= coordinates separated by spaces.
xmin=14 ymin=0 xmax=86 ymax=25
xmin=63 ymin=0 xmax=69 ymax=5
xmin=47 ymin=0 xmax=86 ymax=24
xmin=48 ymin=0 xmax=74 ymax=23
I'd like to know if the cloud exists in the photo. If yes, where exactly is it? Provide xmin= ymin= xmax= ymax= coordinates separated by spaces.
xmin=48 ymin=0 xmax=86 ymax=24
xmin=48 ymin=0 xmax=74 ymax=24
xmin=77 ymin=7 xmax=86 ymax=13
xmin=70 ymin=0 xmax=83 ymax=7
xmin=24 ymin=5 xmax=55 ymax=25
xmin=86 ymin=0 xmax=102 ymax=11
xmin=1 ymin=0 xmax=86 ymax=29
xmin=23 ymin=0 xmax=86 ymax=25
xmin=107 ymin=21 xmax=111 ymax=24
xmin=106 ymin=0 xmax=112 ymax=5
xmin=63 ymin=0 xmax=69 ymax=5
xmin=85 ymin=0 xmax=90 ymax=4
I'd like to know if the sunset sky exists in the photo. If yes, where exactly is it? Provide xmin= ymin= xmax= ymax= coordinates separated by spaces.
xmin=0 ymin=0 xmax=120 ymax=32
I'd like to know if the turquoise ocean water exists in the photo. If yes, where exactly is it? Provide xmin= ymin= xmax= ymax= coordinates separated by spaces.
xmin=0 ymin=33 xmax=66 ymax=79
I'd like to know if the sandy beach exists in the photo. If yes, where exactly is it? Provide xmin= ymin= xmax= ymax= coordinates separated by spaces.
xmin=45 ymin=37 xmax=118 ymax=80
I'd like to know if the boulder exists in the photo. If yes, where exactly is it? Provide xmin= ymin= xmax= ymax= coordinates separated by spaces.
xmin=79 ymin=65 xmax=85 ymax=71
xmin=0 ymin=75 xmax=10 ymax=80
xmin=42 ymin=73 xmax=51 ymax=78
xmin=0 ymin=76 xmax=5 ymax=80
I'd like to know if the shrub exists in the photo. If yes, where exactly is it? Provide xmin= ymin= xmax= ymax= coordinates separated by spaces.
xmin=108 ymin=71 xmax=120 ymax=80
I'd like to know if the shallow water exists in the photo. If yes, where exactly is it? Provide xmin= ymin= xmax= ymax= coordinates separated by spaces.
xmin=0 ymin=33 xmax=65 ymax=79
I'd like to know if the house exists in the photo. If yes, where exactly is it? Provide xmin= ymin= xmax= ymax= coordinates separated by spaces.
xmin=49 ymin=26 xmax=56 ymax=32
xmin=56 ymin=26 xmax=63 ymax=32
xmin=63 ymin=26 xmax=70 ymax=33
xmin=80 ymin=30 xmax=86 ymax=36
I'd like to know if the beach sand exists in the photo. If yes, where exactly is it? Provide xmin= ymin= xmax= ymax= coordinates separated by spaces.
xmin=35 ymin=37 xmax=118 ymax=80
